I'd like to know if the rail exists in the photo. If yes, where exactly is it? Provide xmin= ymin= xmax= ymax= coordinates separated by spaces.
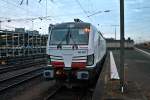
xmin=0 ymin=67 xmax=43 ymax=93
xmin=0 ymin=59 xmax=45 ymax=74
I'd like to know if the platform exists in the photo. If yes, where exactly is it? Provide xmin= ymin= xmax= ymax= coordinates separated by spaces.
xmin=93 ymin=49 xmax=150 ymax=100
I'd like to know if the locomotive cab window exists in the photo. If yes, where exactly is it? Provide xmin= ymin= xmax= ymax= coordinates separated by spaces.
xmin=49 ymin=27 xmax=89 ymax=45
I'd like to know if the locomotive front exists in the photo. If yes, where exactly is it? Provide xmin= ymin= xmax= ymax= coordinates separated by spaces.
xmin=43 ymin=22 xmax=96 ymax=83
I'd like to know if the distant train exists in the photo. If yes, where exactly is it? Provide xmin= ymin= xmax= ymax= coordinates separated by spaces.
xmin=43 ymin=19 xmax=106 ymax=85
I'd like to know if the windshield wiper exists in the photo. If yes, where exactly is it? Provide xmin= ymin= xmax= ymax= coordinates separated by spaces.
xmin=57 ymin=28 xmax=78 ymax=49
xmin=57 ymin=29 xmax=70 ymax=48
xmin=70 ymin=33 xmax=78 ymax=49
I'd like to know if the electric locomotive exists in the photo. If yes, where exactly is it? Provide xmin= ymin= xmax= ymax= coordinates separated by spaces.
xmin=43 ymin=19 xmax=106 ymax=84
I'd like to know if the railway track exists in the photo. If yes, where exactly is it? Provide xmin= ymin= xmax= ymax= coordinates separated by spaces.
xmin=0 ymin=58 xmax=46 ymax=74
xmin=44 ymin=85 xmax=62 ymax=100
xmin=44 ymin=85 xmax=93 ymax=100
xmin=0 ymin=66 xmax=43 ymax=93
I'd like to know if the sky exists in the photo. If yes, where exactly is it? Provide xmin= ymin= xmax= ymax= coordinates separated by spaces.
xmin=0 ymin=0 xmax=150 ymax=43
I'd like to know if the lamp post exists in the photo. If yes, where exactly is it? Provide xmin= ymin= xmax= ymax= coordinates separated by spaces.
xmin=100 ymin=24 xmax=119 ymax=40
xmin=87 ymin=10 xmax=111 ymax=17
xmin=120 ymin=0 xmax=125 ymax=93
xmin=111 ymin=25 xmax=119 ymax=40
xmin=0 ymin=21 xmax=2 ymax=30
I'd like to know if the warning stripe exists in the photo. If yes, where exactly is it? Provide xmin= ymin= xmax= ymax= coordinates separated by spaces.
xmin=51 ymin=61 xmax=64 ymax=68
xmin=72 ymin=62 xmax=86 ymax=68
xmin=50 ymin=61 xmax=86 ymax=68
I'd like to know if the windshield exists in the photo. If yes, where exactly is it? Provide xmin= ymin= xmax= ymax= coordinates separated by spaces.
xmin=49 ymin=28 xmax=89 ymax=45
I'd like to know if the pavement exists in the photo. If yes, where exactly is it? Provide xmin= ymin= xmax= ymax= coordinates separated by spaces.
xmin=93 ymin=49 xmax=150 ymax=100
xmin=112 ymin=49 xmax=150 ymax=100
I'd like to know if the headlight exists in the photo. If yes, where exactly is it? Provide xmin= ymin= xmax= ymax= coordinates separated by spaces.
xmin=87 ymin=54 xmax=94 ymax=66
xmin=77 ymin=71 xmax=89 ymax=80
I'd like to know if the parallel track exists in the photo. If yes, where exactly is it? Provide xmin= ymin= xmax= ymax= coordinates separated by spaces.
xmin=0 ymin=58 xmax=46 ymax=74
xmin=0 ymin=67 xmax=43 ymax=93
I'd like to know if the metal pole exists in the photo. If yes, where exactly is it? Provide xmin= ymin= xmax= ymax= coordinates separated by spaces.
xmin=22 ymin=33 xmax=25 ymax=56
xmin=39 ymin=34 xmax=42 ymax=54
xmin=0 ymin=21 xmax=2 ymax=30
xmin=6 ymin=31 xmax=8 ymax=64
xmin=28 ymin=32 xmax=29 ymax=56
xmin=5 ymin=32 xmax=7 ymax=57
xmin=46 ymin=0 xmax=47 ymax=16
xmin=115 ymin=26 xmax=116 ymax=40
xmin=12 ymin=33 xmax=14 ymax=57
xmin=35 ymin=34 xmax=38 ymax=55
xmin=31 ymin=20 xmax=34 ymax=55
xmin=120 ymin=0 xmax=125 ymax=93
xmin=32 ymin=20 xmax=34 ymax=30
xmin=18 ymin=33 xmax=20 ymax=56
xmin=21 ymin=33 xmax=25 ymax=56
xmin=32 ymin=32 xmax=33 ymax=55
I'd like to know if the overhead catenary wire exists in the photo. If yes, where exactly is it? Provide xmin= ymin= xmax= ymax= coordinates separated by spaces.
xmin=1 ymin=0 xmax=104 ymax=23
xmin=88 ymin=0 xmax=94 ymax=13
xmin=1 ymin=0 xmax=113 ymax=32
xmin=45 ymin=0 xmax=47 ymax=17
xmin=74 ymin=0 xmax=93 ymax=22
xmin=20 ymin=0 xmax=29 ymax=5
xmin=1 ymin=0 xmax=27 ymax=11
xmin=1 ymin=0 xmax=39 ymax=17
xmin=20 ymin=0 xmax=24 ymax=5
xmin=0 ymin=16 xmax=52 ymax=23
xmin=0 ymin=10 xmax=98 ymax=22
